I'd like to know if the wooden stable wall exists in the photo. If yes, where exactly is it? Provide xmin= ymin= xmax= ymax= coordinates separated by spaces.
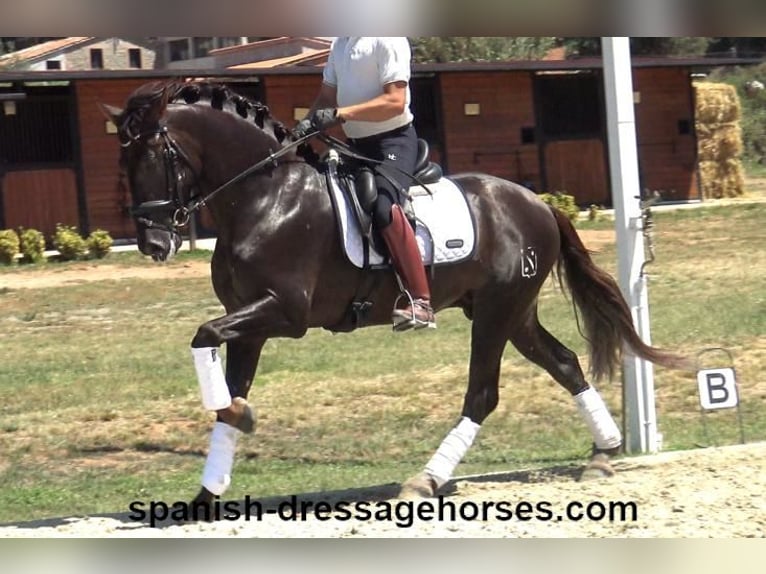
xmin=76 ymin=78 xmax=148 ymax=239
xmin=0 ymin=66 xmax=703 ymax=242
xmin=2 ymin=169 xmax=79 ymax=238
xmin=439 ymin=71 xmax=540 ymax=187
xmin=544 ymin=139 xmax=608 ymax=204
xmin=263 ymin=74 xmax=323 ymax=130
xmin=633 ymin=67 xmax=699 ymax=200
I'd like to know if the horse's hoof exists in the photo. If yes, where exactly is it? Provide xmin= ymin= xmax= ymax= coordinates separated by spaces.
xmin=398 ymin=472 xmax=437 ymax=499
xmin=220 ymin=397 xmax=256 ymax=434
xmin=579 ymin=453 xmax=616 ymax=481
xmin=234 ymin=398 xmax=256 ymax=434
xmin=189 ymin=487 xmax=216 ymax=522
xmin=192 ymin=486 xmax=214 ymax=506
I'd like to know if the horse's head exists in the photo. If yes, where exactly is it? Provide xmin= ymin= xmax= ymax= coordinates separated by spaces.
xmin=100 ymin=82 xmax=190 ymax=262
xmin=102 ymin=80 xmax=298 ymax=262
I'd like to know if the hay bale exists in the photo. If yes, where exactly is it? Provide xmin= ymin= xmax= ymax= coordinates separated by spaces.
xmin=696 ymin=122 xmax=744 ymax=161
xmin=698 ymin=159 xmax=745 ymax=199
xmin=694 ymin=82 xmax=746 ymax=198
xmin=694 ymin=82 xmax=741 ymax=125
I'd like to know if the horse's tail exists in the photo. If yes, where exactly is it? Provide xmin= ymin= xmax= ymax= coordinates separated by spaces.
xmin=550 ymin=206 xmax=690 ymax=381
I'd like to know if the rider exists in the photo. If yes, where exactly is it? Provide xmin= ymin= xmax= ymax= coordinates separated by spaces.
xmin=294 ymin=36 xmax=435 ymax=331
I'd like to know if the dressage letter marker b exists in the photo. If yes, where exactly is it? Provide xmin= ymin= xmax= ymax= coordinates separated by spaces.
xmin=696 ymin=368 xmax=738 ymax=410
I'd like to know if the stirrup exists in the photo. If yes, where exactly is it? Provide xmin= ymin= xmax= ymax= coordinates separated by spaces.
xmin=391 ymin=292 xmax=436 ymax=332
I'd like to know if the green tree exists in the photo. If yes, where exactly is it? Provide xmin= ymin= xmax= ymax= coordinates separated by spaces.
xmin=562 ymin=37 xmax=712 ymax=58
xmin=410 ymin=37 xmax=557 ymax=63
xmin=707 ymin=61 xmax=766 ymax=165
xmin=707 ymin=37 xmax=766 ymax=58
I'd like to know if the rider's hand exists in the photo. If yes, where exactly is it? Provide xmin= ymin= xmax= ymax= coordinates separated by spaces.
xmin=292 ymin=118 xmax=315 ymax=140
xmin=310 ymin=108 xmax=343 ymax=131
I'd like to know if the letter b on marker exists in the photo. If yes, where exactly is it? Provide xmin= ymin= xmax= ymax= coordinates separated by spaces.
xmin=696 ymin=368 xmax=738 ymax=410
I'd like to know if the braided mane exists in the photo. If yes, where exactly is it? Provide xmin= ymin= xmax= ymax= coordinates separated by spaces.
xmin=120 ymin=80 xmax=291 ymax=144
xmin=169 ymin=81 xmax=290 ymax=144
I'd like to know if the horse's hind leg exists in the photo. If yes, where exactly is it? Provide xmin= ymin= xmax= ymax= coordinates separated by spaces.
xmin=400 ymin=301 xmax=509 ymax=499
xmin=507 ymin=310 xmax=622 ymax=479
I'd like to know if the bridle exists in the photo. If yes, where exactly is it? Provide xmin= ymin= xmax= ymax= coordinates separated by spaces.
xmin=122 ymin=122 xmax=315 ymax=233
xmin=122 ymin=124 xmax=199 ymax=233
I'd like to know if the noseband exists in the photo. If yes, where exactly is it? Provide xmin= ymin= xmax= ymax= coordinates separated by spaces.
xmin=123 ymin=125 xmax=197 ymax=233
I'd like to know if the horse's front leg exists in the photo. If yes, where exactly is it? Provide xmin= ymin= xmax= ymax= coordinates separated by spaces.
xmin=189 ymin=292 xmax=308 ymax=506
xmin=190 ymin=339 xmax=263 ymax=507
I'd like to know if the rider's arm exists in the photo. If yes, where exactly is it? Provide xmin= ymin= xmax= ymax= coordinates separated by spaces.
xmin=305 ymin=83 xmax=338 ymax=119
xmin=336 ymin=81 xmax=407 ymax=124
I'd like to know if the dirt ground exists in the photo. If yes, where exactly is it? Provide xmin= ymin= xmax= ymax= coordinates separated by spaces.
xmin=0 ymin=441 xmax=763 ymax=537
xmin=0 ymin=259 xmax=210 ymax=290
xmin=0 ymin=230 xmax=617 ymax=290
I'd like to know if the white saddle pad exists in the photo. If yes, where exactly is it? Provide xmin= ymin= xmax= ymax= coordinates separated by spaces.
xmin=327 ymin=172 xmax=476 ymax=269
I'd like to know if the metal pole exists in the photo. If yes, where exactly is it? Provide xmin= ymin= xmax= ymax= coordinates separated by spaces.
xmin=601 ymin=37 xmax=658 ymax=454
xmin=188 ymin=213 xmax=197 ymax=251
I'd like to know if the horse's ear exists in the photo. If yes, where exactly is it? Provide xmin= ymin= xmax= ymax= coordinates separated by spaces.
xmin=98 ymin=102 xmax=123 ymax=125
xmin=143 ymin=83 xmax=173 ymax=125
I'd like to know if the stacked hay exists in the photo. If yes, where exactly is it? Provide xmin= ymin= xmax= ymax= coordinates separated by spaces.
xmin=694 ymin=82 xmax=745 ymax=198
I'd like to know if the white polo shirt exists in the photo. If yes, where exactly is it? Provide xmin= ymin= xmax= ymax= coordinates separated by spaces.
xmin=323 ymin=37 xmax=414 ymax=139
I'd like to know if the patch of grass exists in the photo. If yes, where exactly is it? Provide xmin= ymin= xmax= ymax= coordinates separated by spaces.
xmin=0 ymin=203 xmax=764 ymax=523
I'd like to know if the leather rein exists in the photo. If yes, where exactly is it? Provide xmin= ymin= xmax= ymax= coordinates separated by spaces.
xmin=123 ymin=123 xmax=315 ymax=232
xmin=123 ymin=125 xmax=426 ymax=233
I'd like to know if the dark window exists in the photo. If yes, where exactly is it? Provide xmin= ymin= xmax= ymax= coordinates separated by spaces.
xmin=218 ymin=37 xmax=243 ymax=48
xmin=537 ymin=73 xmax=602 ymax=138
xmin=169 ymin=39 xmax=190 ymax=61
xmin=193 ymin=37 xmax=215 ymax=57
xmin=0 ymin=85 xmax=73 ymax=166
xmin=410 ymin=76 xmax=439 ymax=145
xmin=521 ymin=126 xmax=536 ymax=144
xmin=90 ymin=48 xmax=103 ymax=69
xmin=224 ymin=81 xmax=264 ymax=104
xmin=128 ymin=48 xmax=142 ymax=68
xmin=45 ymin=60 xmax=61 ymax=70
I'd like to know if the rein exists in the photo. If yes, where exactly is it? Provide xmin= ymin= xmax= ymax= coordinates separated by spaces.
xmin=317 ymin=133 xmax=433 ymax=198
xmin=126 ymin=125 xmax=315 ymax=231
xmin=127 ymin=122 xmax=428 ymax=233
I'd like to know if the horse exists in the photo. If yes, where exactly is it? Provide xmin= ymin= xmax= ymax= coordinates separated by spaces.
xmin=102 ymin=80 xmax=689 ymax=508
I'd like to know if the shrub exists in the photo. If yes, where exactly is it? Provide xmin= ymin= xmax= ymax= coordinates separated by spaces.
xmin=539 ymin=192 xmax=580 ymax=223
xmin=87 ymin=229 xmax=113 ymax=259
xmin=52 ymin=224 xmax=87 ymax=261
xmin=0 ymin=229 xmax=20 ymax=265
xmin=18 ymin=227 xmax=46 ymax=264
xmin=588 ymin=204 xmax=604 ymax=222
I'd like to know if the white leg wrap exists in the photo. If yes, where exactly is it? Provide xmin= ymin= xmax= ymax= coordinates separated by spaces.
xmin=201 ymin=422 xmax=239 ymax=496
xmin=574 ymin=387 xmax=622 ymax=450
xmin=424 ymin=417 xmax=481 ymax=489
xmin=191 ymin=346 xmax=232 ymax=411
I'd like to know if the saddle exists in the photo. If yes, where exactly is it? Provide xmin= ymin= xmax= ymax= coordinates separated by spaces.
xmin=325 ymin=141 xmax=475 ymax=271
xmin=341 ymin=139 xmax=444 ymax=241
xmin=323 ymin=140 xmax=475 ymax=332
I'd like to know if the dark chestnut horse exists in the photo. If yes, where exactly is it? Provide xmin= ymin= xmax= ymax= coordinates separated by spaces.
xmin=103 ymin=80 xmax=687 ymax=507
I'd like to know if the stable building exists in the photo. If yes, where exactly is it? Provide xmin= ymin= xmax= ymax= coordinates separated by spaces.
xmin=0 ymin=55 xmax=757 ymax=241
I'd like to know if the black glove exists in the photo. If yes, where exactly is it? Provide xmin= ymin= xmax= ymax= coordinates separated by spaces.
xmin=310 ymin=108 xmax=343 ymax=131
xmin=292 ymin=118 xmax=314 ymax=139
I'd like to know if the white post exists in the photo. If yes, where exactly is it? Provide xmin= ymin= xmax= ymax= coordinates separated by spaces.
xmin=601 ymin=37 xmax=658 ymax=454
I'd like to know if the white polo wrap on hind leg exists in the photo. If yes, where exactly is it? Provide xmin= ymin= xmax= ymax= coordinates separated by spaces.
xmin=201 ymin=421 xmax=239 ymax=495
xmin=424 ymin=416 xmax=481 ymax=489
xmin=574 ymin=386 xmax=622 ymax=450
xmin=191 ymin=346 xmax=232 ymax=411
